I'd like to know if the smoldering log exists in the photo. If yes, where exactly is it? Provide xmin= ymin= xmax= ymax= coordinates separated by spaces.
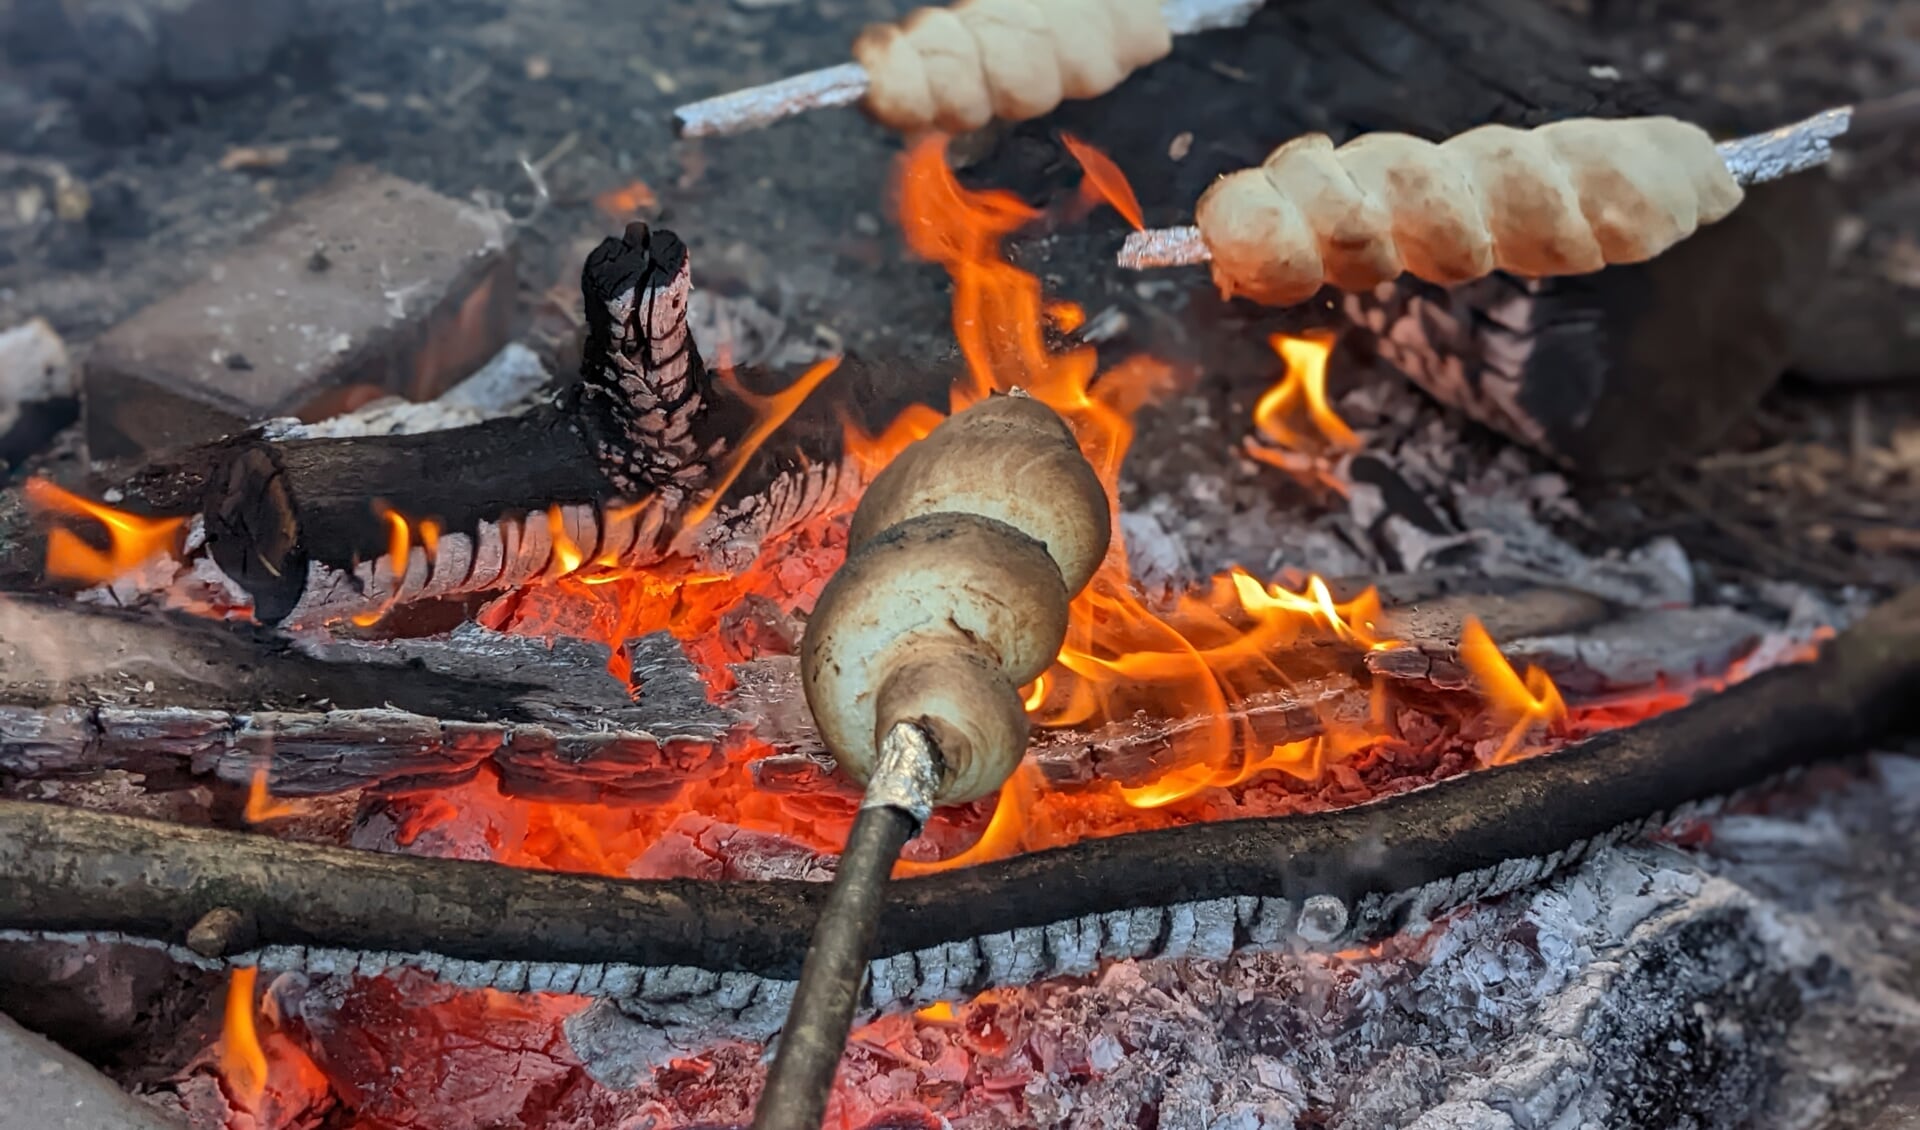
xmin=196 ymin=222 xmax=762 ymax=626
xmin=737 ymin=581 xmax=1777 ymax=789
xmin=1 ymin=224 xmax=946 ymax=625
xmin=5 ymin=586 xmax=1917 ymax=1011
xmin=963 ymin=0 xmax=1834 ymax=477
xmin=0 ymin=596 xmax=736 ymax=803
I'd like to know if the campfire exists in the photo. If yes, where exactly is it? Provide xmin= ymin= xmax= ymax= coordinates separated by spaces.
xmin=4 ymin=0 xmax=1920 ymax=1127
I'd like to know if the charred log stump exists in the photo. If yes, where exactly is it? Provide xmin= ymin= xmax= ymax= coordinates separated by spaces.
xmin=199 ymin=222 xmax=746 ymax=625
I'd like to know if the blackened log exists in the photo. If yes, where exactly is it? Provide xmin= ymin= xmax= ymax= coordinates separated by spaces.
xmin=1348 ymin=175 xmax=1838 ymax=477
xmin=0 ymin=596 xmax=735 ymax=803
xmin=973 ymin=0 xmax=1835 ymax=476
xmin=174 ymin=223 xmax=946 ymax=624
xmin=198 ymin=223 xmax=699 ymax=623
xmin=4 ymin=586 xmax=1916 ymax=986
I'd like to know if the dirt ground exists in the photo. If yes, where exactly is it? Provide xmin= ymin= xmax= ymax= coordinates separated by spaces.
xmin=1 ymin=0 xmax=1918 ymax=593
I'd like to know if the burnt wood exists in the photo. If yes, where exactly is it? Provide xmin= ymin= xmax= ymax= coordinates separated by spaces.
xmin=5 ymin=586 xmax=1916 ymax=980
xmin=0 ymin=596 xmax=735 ymax=803
xmin=972 ymin=0 xmax=1835 ymax=475
xmin=0 ymin=225 xmax=951 ymax=623
xmin=202 ymin=223 xmax=711 ymax=622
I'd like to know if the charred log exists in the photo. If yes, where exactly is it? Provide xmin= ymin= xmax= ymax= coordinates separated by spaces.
xmin=200 ymin=223 xmax=714 ymax=624
xmin=971 ymin=0 xmax=1835 ymax=476
xmin=0 ymin=224 xmax=948 ymax=625
xmin=4 ymin=586 xmax=1917 ymax=1010
xmin=0 ymin=597 xmax=735 ymax=803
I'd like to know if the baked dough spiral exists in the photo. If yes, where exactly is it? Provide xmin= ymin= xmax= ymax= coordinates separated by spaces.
xmin=854 ymin=0 xmax=1171 ymax=133
xmin=1195 ymin=116 xmax=1746 ymax=306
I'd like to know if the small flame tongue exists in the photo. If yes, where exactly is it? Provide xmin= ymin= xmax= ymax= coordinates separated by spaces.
xmin=216 ymin=968 xmax=330 ymax=1121
xmin=23 ymin=477 xmax=184 ymax=585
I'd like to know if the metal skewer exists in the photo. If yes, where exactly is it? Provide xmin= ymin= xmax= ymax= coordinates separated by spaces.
xmin=672 ymin=0 xmax=1267 ymax=138
xmin=752 ymin=722 xmax=944 ymax=1130
xmin=1116 ymin=105 xmax=1857 ymax=270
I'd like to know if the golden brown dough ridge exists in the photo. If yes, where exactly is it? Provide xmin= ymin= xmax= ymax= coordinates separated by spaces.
xmin=1194 ymin=116 xmax=1745 ymax=306
xmin=855 ymin=0 xmax=1171 ymax=133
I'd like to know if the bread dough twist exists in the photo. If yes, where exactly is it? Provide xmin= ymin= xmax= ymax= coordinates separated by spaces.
xmin=1195 ymin=116 xmax=1746 ymax=306
xmin=855 ymin=0 xmax=1171 ymax=133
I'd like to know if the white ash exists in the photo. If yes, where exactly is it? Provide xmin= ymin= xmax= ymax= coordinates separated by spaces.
xmin=1118 ymin=352 xmax=1751 ymax=615
xmin=262 ymin=342 xmax=553 ymax=440
xmin=5 ymin=756 xmax=1915 ymax=1124
xmin=0 ymin=317 xmax=72 ymax=433
xmin=686 ymin=287 xmax=837 ymax=371
xmin=847 ymin=756 xmax=1920 ymax=1129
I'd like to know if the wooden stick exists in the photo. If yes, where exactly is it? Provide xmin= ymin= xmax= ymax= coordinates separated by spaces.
xmin=5 ymin=585 xmax=1917 ymax=983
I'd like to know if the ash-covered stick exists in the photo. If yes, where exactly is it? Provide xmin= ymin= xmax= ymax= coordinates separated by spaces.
xmin=1116 ymin=106 xmax=1855 ymax=273
xmin=672 ymin=0 xmax=1265 ymax=138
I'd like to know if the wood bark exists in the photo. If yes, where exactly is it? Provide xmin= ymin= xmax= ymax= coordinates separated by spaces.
xmin=0 ymin=224 xmax=949 ymax=625
xmin=0 ymin=596 xmax=735 ymax=803
xmin=4 ymin=585 xmax=1916 ymax=982
xmin=972 ymin=0 xmax=1834 ymax=477
xmin=0 ymin=582 xmax=1770 ymax=798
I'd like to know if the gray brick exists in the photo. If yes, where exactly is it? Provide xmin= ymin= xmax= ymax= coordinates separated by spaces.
xmin=83 ymin=168 xmax=513 ymax=459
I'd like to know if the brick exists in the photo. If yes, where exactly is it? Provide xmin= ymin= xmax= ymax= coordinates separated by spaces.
xmin=83 ymin=167 xmax=514 ymax=459
xmin=0 ymin=1011 xmax=181 ymax=1130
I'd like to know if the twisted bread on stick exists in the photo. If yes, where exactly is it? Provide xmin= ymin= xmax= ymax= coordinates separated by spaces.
xmin=802 ymin=394 xmax=1108 ymax=804
xmin=1195 ymin=117 xmax=1746 ymax=306
xmin=855 ymin=0 xmax=1170 ymax=133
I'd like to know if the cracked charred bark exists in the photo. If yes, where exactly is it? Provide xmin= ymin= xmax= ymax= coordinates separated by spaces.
xmin=4 ymin=586 xmax=1917 ymax=1003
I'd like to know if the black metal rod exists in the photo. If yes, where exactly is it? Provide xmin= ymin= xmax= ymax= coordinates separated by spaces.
xmin=752 ymin=801 xmax=918 ymax=1130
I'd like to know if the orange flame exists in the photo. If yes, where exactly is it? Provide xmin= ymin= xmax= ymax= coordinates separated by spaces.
xmin=682 ymin=355 xmax=844 ymax=530
xmin=244 ymin=763 xmax=308 ymax=823
xmin=1251 ymin=331 xmax=1359 ymax=453
xmin=216 ymin=966 xmax=330 ymax=1118
xmin=877 ymin=136 xmax=1416 ymax=845
xmin=350 ymin=501 xmax=418 ymax=628
xmin=437 ymin=132 xmax=1700 ymax=885
xmin=1062 ymin=132 xmax=1145 ymax=231
xmin=219 ymin=968 xmax=269 ymax=1107
xmin=548 ymin=505 xmax=585 ymax=577
xmin=23 ymin=478 xmax=185 ymax=584
xmin=1458 ymin=617 xmax=1568 ymax=764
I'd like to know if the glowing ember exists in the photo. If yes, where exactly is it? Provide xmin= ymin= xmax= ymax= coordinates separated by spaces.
xmin=1061 ymin=131 xmax=1145 ymax=231
xmin=179 ymin=132 xmax=1795 ymax=1130
xmin=594 ymin=179 xmax=659 ymax=218
xmin=455 ymin=135 xmax=1601 ymax=878
xmin=23 ymin=477 xmax=185 ymax=585
xmin=1459 ymin=616 xmax=1570 ymax=764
